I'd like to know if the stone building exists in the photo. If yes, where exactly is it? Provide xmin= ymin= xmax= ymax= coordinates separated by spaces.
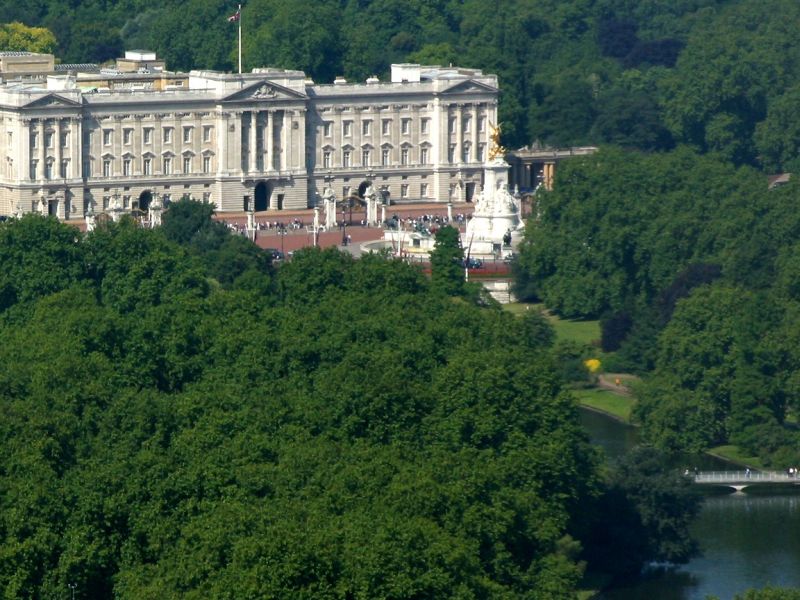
xmin=0 ymin=51 xmax=498 ymax=218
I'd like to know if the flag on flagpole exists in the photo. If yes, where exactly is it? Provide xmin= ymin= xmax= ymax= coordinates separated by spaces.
xmin=227 ymin=8 xmax=240 ymax=22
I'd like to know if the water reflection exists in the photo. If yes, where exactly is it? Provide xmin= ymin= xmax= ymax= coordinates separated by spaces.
xmin=580 ymin=407 xmax=800 ymax=599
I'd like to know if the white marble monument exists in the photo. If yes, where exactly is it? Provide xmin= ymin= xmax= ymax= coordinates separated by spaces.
xmin=463 ymin=124 xmax=523 ymax=257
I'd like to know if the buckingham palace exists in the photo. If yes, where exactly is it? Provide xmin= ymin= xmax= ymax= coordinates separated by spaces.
xmin=0 ymin=50 xmax=499 ymax=219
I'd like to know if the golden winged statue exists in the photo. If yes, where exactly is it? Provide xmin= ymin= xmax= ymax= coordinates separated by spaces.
xmin=488 ymin=122 xmax=506 ymax=160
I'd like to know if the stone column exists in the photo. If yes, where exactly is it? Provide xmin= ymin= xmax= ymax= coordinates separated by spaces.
xmin=456 ymin=105 xmax=463 ymax=165
xmin=54 ymin=119 xmax=62 ymax=179
xmin=471 ymin=104 xmax=479 ymax=163
xmin=38 ymin=120 xmax=46 ymax=180
xmin=282 ymin=110 xmax=290 ymax=171
xmin=70 ymin=117 xmax=80 ymax=179
xmin=154 ymin=115 xmax=163 ymax=173
xmin=249 ymin=110 xmax=258 ymax=173
xmin=114 ymin=117 xmax=122 ymax=176
xmin=216 ymin=110 xmax=227 ymax=175
xmin=266 ymin=110 xmax=274 ymax=171
xmin=133 ymin=115 xmax=143 ymax=176
xmin=20 ymin=119 xmax=31 ymax=182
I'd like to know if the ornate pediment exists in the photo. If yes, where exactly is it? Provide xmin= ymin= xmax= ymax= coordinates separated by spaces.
xmin=439 ymin=79 xmax=498 ymax=96
xmin=22 ymin=93 xmax=82 ymax=109
xmin=222 ymin=80 xmax=307 ymax=103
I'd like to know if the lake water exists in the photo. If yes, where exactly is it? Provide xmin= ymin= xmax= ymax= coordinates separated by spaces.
xmin=579 ymin=408 xmax=800 ymax=599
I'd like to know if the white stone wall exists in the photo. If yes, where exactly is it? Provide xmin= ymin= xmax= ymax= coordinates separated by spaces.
xmin=0 ymin=65 xmax=498 ymax=217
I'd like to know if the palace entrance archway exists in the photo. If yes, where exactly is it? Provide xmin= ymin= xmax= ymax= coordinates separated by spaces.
xmin=254 ymin=181 xmax=271 ymax=211
xmin=138 ymin=190 xmax=152 ymax=211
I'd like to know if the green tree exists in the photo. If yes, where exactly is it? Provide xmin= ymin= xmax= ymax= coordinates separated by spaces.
xmin=429 ymin=225 xmax=464 ymax=296
xmin=0 ymin=21 xmax=56 ymax=53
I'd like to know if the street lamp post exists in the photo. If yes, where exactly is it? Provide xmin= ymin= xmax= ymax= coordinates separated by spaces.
xmin=341 ymin=200 xmax=348 ymax=246
xmin=68 ymin=583 xmax=77 ymax=600
xmin=279 ymin=225 xmax=287 ymax=257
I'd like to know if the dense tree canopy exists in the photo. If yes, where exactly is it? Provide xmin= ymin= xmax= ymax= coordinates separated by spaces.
xmin=0 ymin=210 xmax=629 ymax=598
xmin=513 ymin=144 xmax=800 ymax=465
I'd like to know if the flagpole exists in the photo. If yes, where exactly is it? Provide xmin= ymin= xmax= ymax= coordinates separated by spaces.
xmin=238 ymin=4 xmax=242 ymax=74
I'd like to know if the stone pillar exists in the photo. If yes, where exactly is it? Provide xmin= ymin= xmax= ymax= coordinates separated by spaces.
xmin=282 ymin=110 xmax=290 ymax=171
xmin=249 ymin=110 xmax=258 ymax=173
xmin=70 ymin=117 xmax=80 ymax=179
xmin=54 ymin=119 xmax=62 ymax=179
xmin=38 ymin=120 xmax=46 ymax=181
xmin=21 ymin=119 xmax=31 ymax=182
xmin=216 ymin=111 xmax=227 ymax=175
xmin=380 ymin=204 xmax=386 ymax=226
xmin=456 ymin=105 xmax=463 ymax=165
xmin=266 ymin=110 xmax=274 ymax=171
xmin=471 ymin=105 xmax=479 ymax=163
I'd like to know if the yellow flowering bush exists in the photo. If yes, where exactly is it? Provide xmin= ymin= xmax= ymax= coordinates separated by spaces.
xmin=584 ymin=358 xmax=601 ymax=373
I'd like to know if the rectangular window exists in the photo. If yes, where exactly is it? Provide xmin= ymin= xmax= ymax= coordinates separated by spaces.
xmin=421 ymin=183 xmax=428 ymax=198
xmin=103 ymin=129 xmax=112 ymax=145
xmin=401 ymin=184 xmax=409 ymax=198
xmin=420 ymin=118 xmax=429 ymax=134
xmin=463 ymin=116 xmax=471 ymax=132
xmin=343 ymin=150 xmax=351 ymax=168
xmin=45 ymin=132 xmax=53 ymax=148
xmin=183 ymin=127 xmax=192 ymax=143
xmin=45 ymin=161 xmax=53 ymax=179
xmin=381 ymin=148 xmax=390 ymax=166
xmin=30 ymin=132 xmax=38 ymax=148
xmin=143 ymin=158 xmax=152 ymax=175
xmin=420 ymin=147 xmax=428 ymax=164
xmin=143 ymin=128 xmax=152 ymax=144
xmin=362 ymin=120 xmax=371 ymax=136
xmin=123 ymin=128 xmax=133 ymax=145
xmin=30 ymin=161 xmax=37 ymax=179
xmin=449 ymin=118 xmax=456 ymax=134
xmin=401 ymin=118 xmax=411 ymax=135
xmin=448 ymin=145 xmax=455 ymax=163
xmin=123 ymin=159 xmax=131 ymax=176
xmin=343 ymin=121 xmax=352 ymax=137
xmin=163 ymin=127 xmax=173 ymax=143
xmin=479 ymin=116 xmax=486 ymax=132
xmin=163 ymin=157 xmax=172 ymax=174
xmin=203 ymin=156 xmax=211 ymax=173
xmin=60 ymin=159 xmax=68 ymax=178
xmin=362 ymin=149 xmax=370 ymax=166
xmin=401 ymin=148 xmax=409 ymax=165
xmin=382 ymin=119 xmax=391 ymax=135
xmin=103 ymin=159 xmax=111 ymax=177
xmin=323 ymin=151 xmax=331 ymax=168
xmin=462 ymin=145 xmax=470 ymax=163
xmin=203 ymin=126 xmax=213 ymax=143
xmin=60 ymin=132 xmax=69 ymax=148
xmin=183 ymin=156 xmax=191 ymax=173
xmin=83 ymin=160 xmax=92 ymax=178
xmin=478 ymin=144 xmax=486 ymax=163
xmin=323 ymin=122 xmax=332 ymax=137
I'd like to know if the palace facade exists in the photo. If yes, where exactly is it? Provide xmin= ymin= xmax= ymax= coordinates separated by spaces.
xmin=0 ymin=51 xmax=498 ymax=218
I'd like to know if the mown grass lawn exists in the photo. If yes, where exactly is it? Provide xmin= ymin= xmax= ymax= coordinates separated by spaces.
xmin=504 ymin=302 xmax=601 ymax=346
xmin=572 ymin=388 xmax=634 ymax=422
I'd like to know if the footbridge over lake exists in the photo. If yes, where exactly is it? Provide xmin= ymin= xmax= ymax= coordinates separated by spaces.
xmin=692 ymin=470 xmax=800 ymax=492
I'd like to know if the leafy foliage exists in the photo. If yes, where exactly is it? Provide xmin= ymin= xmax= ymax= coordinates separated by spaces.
xmin=0 ymin=212 xmax=610 ymax=598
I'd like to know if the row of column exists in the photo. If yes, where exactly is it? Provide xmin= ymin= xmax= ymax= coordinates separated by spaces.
xmin=245 ymin=109 xmax=287 ymax=174
xmin=450 ymin=103 xmax=484 ymax=164
xmin=25 ymin=117 xmax=81 ymax=182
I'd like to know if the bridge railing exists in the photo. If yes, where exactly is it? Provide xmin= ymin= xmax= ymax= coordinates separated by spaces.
xmin=692 ymin=470 xmax=799 ymax=484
